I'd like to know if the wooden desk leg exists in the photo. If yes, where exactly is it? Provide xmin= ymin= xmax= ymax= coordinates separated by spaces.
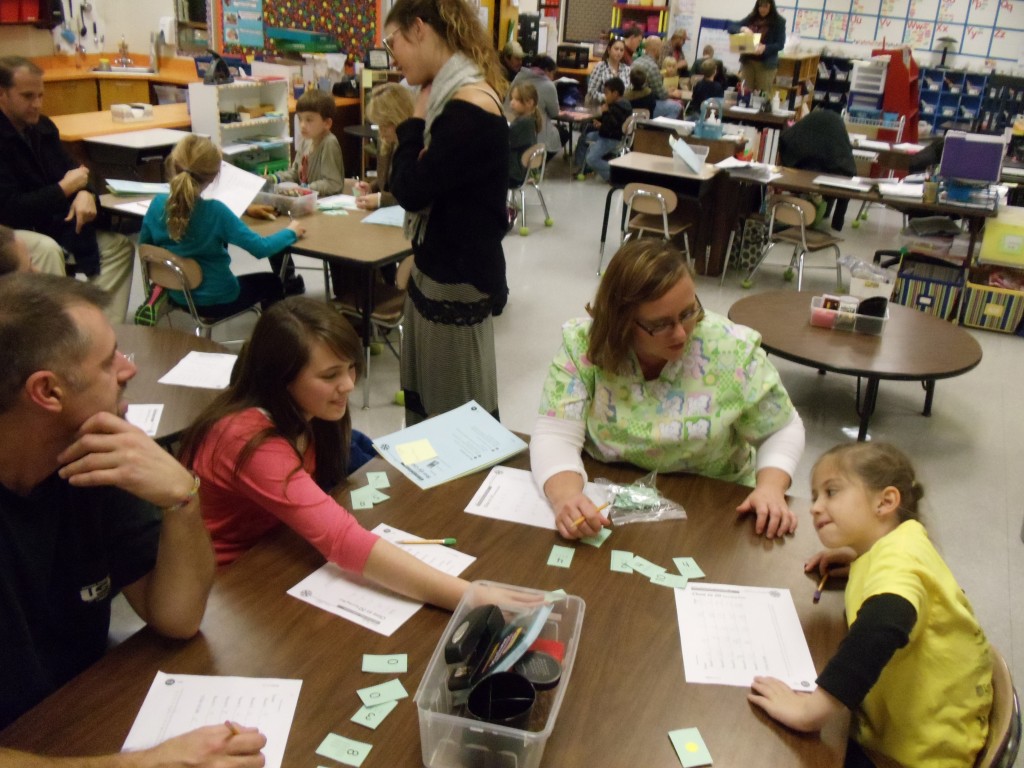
xmin=597 ymin=185 xmax=623 ymax=274
xmin=855 ymin=376 xmax=880 ymax=442
xmin=922 ymin=379 xmax=935 ymax=416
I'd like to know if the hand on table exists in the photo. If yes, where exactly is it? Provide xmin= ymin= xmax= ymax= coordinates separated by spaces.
xmin=138 ymin=722 xmax=266 ymax=768
xmin=287 ymin=220 xmax=306 ymax=238
xmin=246 ymin=203 xmax=278 ymax=220
xmin=736 ymin=482 xmax=797 ymax=539
xmin=355 ymin=192 xmax=381 ymax=210
xmin=804 ymin=547 xmax=856 ymax=579
xmin=352 ymin=180 xmax=372 ymax=197
xmin=552 ymin=491 xmax=609 ymax=540
xmin=57 ymin=411 xmax=196 ymax=510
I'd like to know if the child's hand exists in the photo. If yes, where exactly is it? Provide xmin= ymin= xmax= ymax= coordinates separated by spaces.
xmin=804 ymin=548 xmax=856 ymax=579
xmin=287 ymin=220 xmax=306 ymax=238
xmin=748 ymin=677 xmax=838 ymax=732
xmin=245 ymin=203 xmax=277 ymax=220
xmin=355 ymin=193 xmax=381 ymax=210
xmin=352 ymin=181 xmax=371 ymax=197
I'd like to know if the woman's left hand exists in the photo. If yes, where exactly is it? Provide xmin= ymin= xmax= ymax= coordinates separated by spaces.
xmin=736 ymin=468 xmax=797 ymax=538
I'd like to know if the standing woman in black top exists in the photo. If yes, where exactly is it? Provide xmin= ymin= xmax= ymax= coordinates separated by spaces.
xmin=729 ymin=0 xmax=787 ymax=94
xmin=384 ymin=0 xmax=509 ymax=425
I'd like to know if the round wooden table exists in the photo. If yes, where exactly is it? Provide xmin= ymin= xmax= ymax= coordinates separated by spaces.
xmin=728 ymin=290 xmax=983 ymax=440
xmin=117 ymin=325 xmax=227 ymax=445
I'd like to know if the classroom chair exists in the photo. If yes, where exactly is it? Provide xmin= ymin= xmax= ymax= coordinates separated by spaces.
xmin=975 ymin=646 xmax=1021 ymax=768
xmin=742 ymin=194 xmax=843 ymax=291
xmin=334 ymin=255 xmax=414 ymax=361
xmin=632 ymin=108 xmax=651 ymax=121
xmin=607 ymin=183 xmax=693 ymax=273
xmin=509 ymin=143 xmax=553 ymax=236
xmin=138 ymin=244 xmax=262 ymax=342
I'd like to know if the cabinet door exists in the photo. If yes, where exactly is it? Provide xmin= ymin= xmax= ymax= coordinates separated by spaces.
xmin=45 ymin=79 xmax=99 ymax=115
xmin=98 ymin=79 xmax=151 ymax=110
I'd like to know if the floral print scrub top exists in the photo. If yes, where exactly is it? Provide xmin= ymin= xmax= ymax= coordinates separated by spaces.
xmin=538 ymin=313 xmax=796 ymax=485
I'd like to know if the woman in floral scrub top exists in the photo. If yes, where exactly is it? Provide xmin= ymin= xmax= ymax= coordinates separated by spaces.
xmin=531 ymin=241 xmax=805 ymax=541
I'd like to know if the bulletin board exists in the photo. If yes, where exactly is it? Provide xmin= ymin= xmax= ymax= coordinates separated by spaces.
xmin=776 ymin=0 xmax=1024 ymax=67
xmin=212 ymin=0 xmax=377 ymax=58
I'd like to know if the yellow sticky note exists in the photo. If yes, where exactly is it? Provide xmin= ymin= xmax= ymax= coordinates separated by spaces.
xmin=395 ymin=439 xmax=437 ymax=464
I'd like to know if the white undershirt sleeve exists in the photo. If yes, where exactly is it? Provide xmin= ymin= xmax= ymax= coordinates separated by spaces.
xmin=530 ymin=414 xmax=588 ymax=495
xmin=754 ymin=410 xmax=805 ymax=480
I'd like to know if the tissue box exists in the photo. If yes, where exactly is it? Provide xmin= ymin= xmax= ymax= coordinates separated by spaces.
xmin=729 ymin=32 xmax=761 ymax=53
xmin=110 ymin=103 xmax=154 ymax=123
xmin=415 ymin=581 xmax=584 ymax=768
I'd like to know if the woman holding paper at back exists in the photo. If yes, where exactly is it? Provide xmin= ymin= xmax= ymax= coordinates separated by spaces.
xmin=728 ymin=0 xmax=787 ymax=95
xmin=139 ymin=134 xmax=303 ymax=317
xmin=179 ymin=297 xmax=473 ymax=610
xmin=530 ymin=241 xmax=804 ymax=541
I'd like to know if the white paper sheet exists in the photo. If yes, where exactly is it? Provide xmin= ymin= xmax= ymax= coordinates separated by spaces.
xmin=202 ymin=161 xmax=267 ymax=218
xmin=157 ymin=351 xmax=238 ymax=390
xmin=878 ymin=182 xmax=924 ymax=199
xmin=361 ymin=205 xmax=406 ymax=227
xmin=465 ymin=466 xmax=607 ymax=530
xmin=114 ymin=199 xmax=153 ymax=216
xmin=122 ymin=672 xmax=301 ymax=768
xmin=125 ymin=403 xmax=163 ymax=436
xmin=287 ymin=524 xmax=475 ymax=636
xmin=813 ymin=174 xmax=873 ymax=192
xmin=674 ymin=583 xmax=818 ymax=691
xmin=317 ymin=193 xmax=360 ymax=210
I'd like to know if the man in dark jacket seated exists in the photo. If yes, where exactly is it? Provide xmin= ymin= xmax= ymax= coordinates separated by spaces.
xmin=779 ymin=108 xmax=857 ymax=231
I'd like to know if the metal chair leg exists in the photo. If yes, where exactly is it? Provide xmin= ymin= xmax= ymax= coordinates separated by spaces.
xmin=720 ymin=229 xmax=736 ymax=286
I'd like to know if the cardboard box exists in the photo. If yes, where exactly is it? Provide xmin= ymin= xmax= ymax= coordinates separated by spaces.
xmin=979 ymin=206 xmax=1024 ymax=269
xmin=729 ymin=32 xmax=761 ymax=53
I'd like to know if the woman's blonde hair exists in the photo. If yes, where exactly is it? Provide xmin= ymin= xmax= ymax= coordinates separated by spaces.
xmin=386 ymin=0 xmax=506 ymax=93
xmin=366 ymin=82 xmax=415 ymax=152
xmin=587 ymin=240 xmax=695 ymax=374
xmin=164 ymin=134 xmax=221 ymax=241
xmin=510 ymin=82 xmax=543 ymax=132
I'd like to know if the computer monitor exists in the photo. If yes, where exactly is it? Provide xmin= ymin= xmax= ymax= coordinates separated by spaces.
xmin=939 ymin=130 xmax=1006 ymax=186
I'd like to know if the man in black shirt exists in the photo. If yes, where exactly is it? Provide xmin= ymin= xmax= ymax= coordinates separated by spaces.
xmin=0 ymin=274 xmax=266 ymax=767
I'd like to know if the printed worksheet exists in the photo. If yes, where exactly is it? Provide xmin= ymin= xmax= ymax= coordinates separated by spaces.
xmin=287 ymin=524 xmax=476 ymax=636
xmin=157 ymin=351 xmax=238 ymax=390
xmin=122 ymin=672 xmax=301 ymax=768
xmin=465 ymin=466 xmax=607 ymax=530
xmin=674 ymin=583 xmax=818 ymax=691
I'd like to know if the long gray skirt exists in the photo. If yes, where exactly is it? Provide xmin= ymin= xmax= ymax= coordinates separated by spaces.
xmin=401 ymin=266 xmax=499 ymax=426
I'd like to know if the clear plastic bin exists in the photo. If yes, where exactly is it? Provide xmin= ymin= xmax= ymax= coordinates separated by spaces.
xmin=415 ymin=581 xmax=585 ymax=768
xmin=253 ymin=189 xmax=318 ymax=217
xmin=809 ymin=295 xmax=888 ymax=335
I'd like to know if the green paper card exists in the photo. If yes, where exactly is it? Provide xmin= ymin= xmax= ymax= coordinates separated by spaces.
xmin=362 ymin=653 xmax=408 ymax=673
xmin=547 ymin=545 xmax=575 ymax=568
xmin=610 ymin=550 xmax=635 ymax=573
xmin=351 ymin=699 xmax=398 ymax=730
xmin=316 ymin=733 xmax=373 ymax=767
xmin=545 ymin=588 xmax=568 ymax=602
xmin=651 ymin=571 xmax=689 ymax=589
xmin=357 ymin=678 xmax=408 ymax=707
xmin=366 ymin=471 xmax=390 ymax=489
xmin=673 ymin=557 xmax=706 ymax=579
xmin=367 ymin=488 xmax=390 ymax=504
xmin=669 ymin=727 xmax=712 ymax=767
xmin=630 ymin=555 xmax=667 ymax=578
xmin=580 ymin=527 xmax=613 ymax=547
xmin=349 ymin=486 xmax=374 ymax=510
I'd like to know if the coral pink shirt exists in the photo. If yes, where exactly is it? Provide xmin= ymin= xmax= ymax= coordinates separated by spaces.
xmin=193 ymin=408 xmax=379 ymax=570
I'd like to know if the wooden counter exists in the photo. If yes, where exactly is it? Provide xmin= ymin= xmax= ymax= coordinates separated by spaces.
xmin=52 ymin=102 xmax=191 ymax=142
xmin=35 ymin=54 xmax=200 ymax=86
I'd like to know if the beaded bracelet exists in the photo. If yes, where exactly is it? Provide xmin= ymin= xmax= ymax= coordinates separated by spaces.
xmin=165 ymin=472 xmax=201 ymax=512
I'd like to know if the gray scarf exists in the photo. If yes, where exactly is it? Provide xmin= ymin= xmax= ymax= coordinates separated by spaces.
xmin=403 ymin=52 xmax=485 ymax=244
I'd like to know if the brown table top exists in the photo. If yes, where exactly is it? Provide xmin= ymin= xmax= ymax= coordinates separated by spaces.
xmin=610 ymin=151 xmax=720 ymax=182
xmin=116 ymin=324 xmax=226 ymax=444
xmin=0 ymin=450 xmax=847 ymax=767
xmin=729 ymin=290 xmax=983 ymax=381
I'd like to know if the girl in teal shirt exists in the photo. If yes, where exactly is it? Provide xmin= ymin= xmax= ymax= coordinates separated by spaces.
xmin=140 ymin=135 xmax=303 ymax=317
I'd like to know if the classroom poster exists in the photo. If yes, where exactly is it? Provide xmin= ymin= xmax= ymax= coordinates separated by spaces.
xmin=223 ymin=0 xmax=265 ymax=48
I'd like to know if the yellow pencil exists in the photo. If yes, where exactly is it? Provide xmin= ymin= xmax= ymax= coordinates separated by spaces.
xmin=572 ymin=502 xmax=610 ymax=529
xmin=813 ymin=572 xmax=829 ymax=604
xmin=398 ymin=537 xmax=457 ymax=546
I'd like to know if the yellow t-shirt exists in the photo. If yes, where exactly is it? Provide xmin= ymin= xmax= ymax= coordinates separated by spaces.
xmin=846 ymin=520 xmax=992 ymax=768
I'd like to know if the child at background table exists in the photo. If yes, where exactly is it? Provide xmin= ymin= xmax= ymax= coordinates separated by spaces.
xmin=179 ymin=298 xmax=481 ymax=610
xmin=269 ymin=89 xmax=345 ymax=295
xmin=507 ymin=81 xmax=542 ymax=187
xmin=139 ymin=135 xmax=303 ymax=318
xmin=688 ymin=59 xmax=725 ymax=117
xmin=748 ymin=442 xmax=992 ymax=768
xmin=625 ymin=69 xmax=656 ymax=116
xmin=575 ymin=77 xmax=632 ymax=182
xmin=353 ymin=83 xmax=414 ymax=211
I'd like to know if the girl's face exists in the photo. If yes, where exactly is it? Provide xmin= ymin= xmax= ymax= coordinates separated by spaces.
xmin=608 ymin=41 xmax=625 ymax=63
xmin=757 ymin=1 xmax=771 ymax=16
xmin=287 ymin=339 xmax=357 ymax=422
xmin=510 ymin=92 xmax=534 ymax=116
xmin=810 ymin=458 xmax=892 ymax=555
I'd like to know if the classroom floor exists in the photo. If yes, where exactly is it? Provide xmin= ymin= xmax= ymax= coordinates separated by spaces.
xmin=121 ymin=159 xmax=1024 ymax=761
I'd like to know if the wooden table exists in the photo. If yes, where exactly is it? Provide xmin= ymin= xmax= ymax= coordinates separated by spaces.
xmin=724 ymin=106 xmax=794 ymax=130
xmin=53 ymin=102 xmax=192 ymax=142
xmin=248 ymin=210 xmax=412 ymax=409
xmin=604 ymin=152 xmax=722 ymax=275
xmin=116 ymin=324 xmax=226 ymax=445
xmin=729 ymin=290 xmax=983 ymax=440
xmin=0 ymin=450 xmax=848 ymax=767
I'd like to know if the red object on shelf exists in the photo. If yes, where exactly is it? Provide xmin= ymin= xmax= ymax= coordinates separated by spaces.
xmin=0 ymin=0 xmax=20 ymax=22
xmin=19 ymin=0 xmax=39 ymax=21
xmin=872 ymin=46 xmax=920 ymax=144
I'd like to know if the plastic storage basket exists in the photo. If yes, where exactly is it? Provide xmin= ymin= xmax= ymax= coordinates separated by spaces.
xmin=415 ymin=581 xmax=585 ymax=768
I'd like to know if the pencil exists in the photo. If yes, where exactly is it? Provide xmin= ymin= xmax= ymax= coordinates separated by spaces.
xmin=813 ymin=572 xmax=829 ymax=604
xmin=398 ymin=537 xmax=457 ymax=546
xmin=571 ymin=502 xmax=610 ymax=529
xmin=225 ymin=720 xmax=240 ymax=736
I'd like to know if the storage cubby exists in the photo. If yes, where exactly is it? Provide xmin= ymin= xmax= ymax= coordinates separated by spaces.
xmin=918 ymin=67 xmax=988 ymax=135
